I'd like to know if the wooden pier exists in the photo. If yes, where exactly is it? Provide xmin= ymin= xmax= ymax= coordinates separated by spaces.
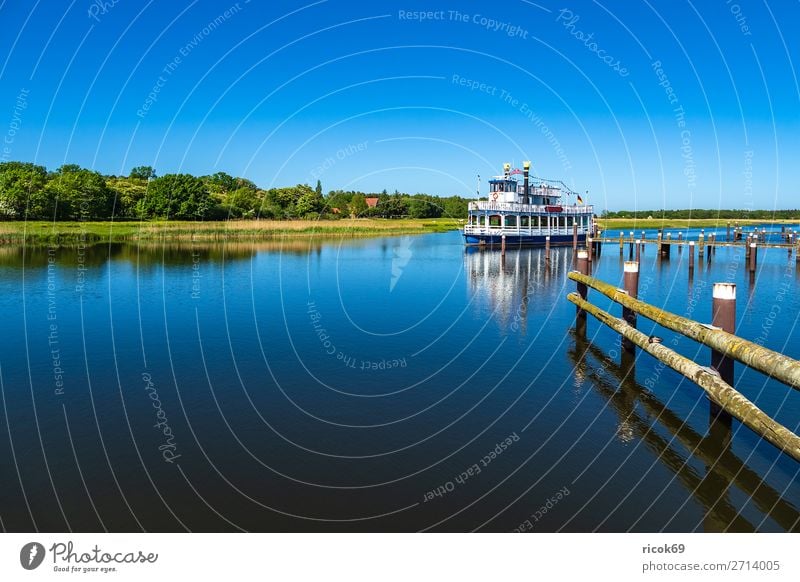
xmin=566 ymin=267 xmax=800 ymax=462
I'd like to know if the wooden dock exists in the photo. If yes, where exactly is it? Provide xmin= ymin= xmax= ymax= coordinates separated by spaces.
xmin=566 ymin=266 xmax=800 ymax=463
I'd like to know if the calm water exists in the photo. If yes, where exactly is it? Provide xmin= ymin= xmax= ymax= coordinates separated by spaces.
xmin=1 ymin=229 xmax=799 ymax=532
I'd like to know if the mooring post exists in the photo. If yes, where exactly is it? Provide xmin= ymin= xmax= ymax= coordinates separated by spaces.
xmin=545 ymin=235 xmax=551 ymax=262
xmin=501 ymin=234 xmax=506 ymax=257
xmin=576 ymin=249 xmax=589 ymax=336
xmin=710 ymin=283 xmax=736 ymax=431
xmin=573 ymin=223 xmax=578 ymax=252
xmin=749 ymin=241 xmax=757 ymax=273
xmin=698 ymin=232 xmax=705 ymax=257
xmin=587 ymin=236 xmax=594 ymax=262
xmin=727 ymin=222 xmax=731 ymax=242
xmin=745 ymin=235 xmax=751 ymax=261
xmin=622 ymin=261 xmax=639 ymax=354
xmin=619 ymin=231 xmax=624 ymax=254
xmin=688 ymin=241 xmax=695 ymax=271
xmin=635 ymin=239 xmax=641 ymax=263
xmin=796 ymin=237 xmax=800 ymax=263
xmin=678 ymin=231 xmax=683 ymax=243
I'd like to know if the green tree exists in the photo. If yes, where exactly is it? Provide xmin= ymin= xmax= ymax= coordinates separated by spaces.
xmin=139 ymin=174 xmax=213 ymax=219
xmin=45 ymin=167 xmax=113 ymax=219
xmin=107 ymin=176 xmax=148 ymax=217
xmin=0 ymin=161 xmax=48 ymax=218
xmin=296 ymin=186 xmax=323 ymax=217
xmin=129 ymin=166 xmax=156 ymax=181
xmin=349 ymin=194 xmax=368 ymax=217
xmin=315 ymin=179 xmax=323 ymax=197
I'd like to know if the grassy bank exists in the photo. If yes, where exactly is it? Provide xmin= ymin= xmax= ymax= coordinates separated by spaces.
xmin=0 ymin=218 xmax=463 ymax=245
xmin=596 ymin=217 xmax=800 ymax=231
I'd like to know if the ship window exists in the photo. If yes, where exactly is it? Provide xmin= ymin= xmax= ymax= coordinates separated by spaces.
xmin=504 ymin=215 xmax=517 ymax=227
xmin=567 ymin=216 xmax=574 ymax=227
xmin=520 ymin=216 xmax=530 ymax=227
xmin=478 ymin=215 xmax=485 ymax=225
xmin=489 ymin=215 xmax=501 ymax=227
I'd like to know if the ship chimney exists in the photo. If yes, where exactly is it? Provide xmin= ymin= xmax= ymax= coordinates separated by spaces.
xmin=522 ymin=161 xmax=530 ymax=205
xmin=503 ymin=163 xmax=511 ymax=178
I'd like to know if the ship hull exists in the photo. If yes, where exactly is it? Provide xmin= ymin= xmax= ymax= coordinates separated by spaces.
xmin=463 ymin=233 xmax=586 ymax=247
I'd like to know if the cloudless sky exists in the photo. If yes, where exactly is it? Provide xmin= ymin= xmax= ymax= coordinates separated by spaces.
xmin=0 ymin=0 xmax=798 ymax=210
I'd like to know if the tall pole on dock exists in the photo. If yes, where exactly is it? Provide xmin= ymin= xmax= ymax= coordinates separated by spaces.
xmin=622 ymin=261 xmax=639 ymax=354
xmin=711 ymin=283 xmax=736 ymax=432
xmin=749 ymin=242 xmax=757 ymax=273
xmin=545 ymin=235 xmax=551 ymax=262
xmin=573 ymin=223 xmax=578 ymax=253
xmin=576 ymin=249 xmax=589 ymax=336
xmin=688 ymin=241 xmax=695 ymax=272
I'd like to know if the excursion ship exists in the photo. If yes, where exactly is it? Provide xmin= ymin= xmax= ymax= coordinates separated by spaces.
xmin=464 ymin=162 xmax=595 ymax=246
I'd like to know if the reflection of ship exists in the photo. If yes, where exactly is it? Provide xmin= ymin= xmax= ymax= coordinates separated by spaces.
xmin=464 ymin=161 xmax=594 ymax=246
xmin=465 ymin=245 xmax=573 ymax=333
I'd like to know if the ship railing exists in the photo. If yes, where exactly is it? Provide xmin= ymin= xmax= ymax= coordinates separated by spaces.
xmin=468 ymin=201 xmax=594 ymax=214
xmin=463 ymin=225 xmax=587 ymax=236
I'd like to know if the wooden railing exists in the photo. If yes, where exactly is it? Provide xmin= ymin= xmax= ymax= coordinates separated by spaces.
xmin=566 ymin=265 xmax=800 ymax=462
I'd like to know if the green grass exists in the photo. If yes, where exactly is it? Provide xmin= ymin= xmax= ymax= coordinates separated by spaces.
xmin=0 ymin=218 xmax=463 ymax=245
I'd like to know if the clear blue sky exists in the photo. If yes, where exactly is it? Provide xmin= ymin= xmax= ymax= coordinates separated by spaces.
xmin=0 ymin=0 xmax=797 ymax=210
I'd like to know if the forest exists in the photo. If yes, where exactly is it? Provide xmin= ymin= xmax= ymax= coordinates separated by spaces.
xmin=0 ymin=161 xmax=470 ymax=221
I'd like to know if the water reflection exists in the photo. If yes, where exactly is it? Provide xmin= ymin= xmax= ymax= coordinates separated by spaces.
xmin=568 ymin=332 xmax=800 ymax=532
xmin=464 ymin=246 xmax=578 ymax=333
xmin=0 ymin=238 xmax=363 ymax=270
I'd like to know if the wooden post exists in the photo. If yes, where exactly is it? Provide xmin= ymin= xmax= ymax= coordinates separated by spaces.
xmin=711 ymin=283 xmax=736 ymax=430
xmin=587 ymin=236 xmax=594 ymax=262
xmin=545 ymin=235 xmax=551 ymax=262
xmin=745 ymin=235 xmax=751 ymax=261
xmin=635 ymin=239 xmax=641 ymax=263
xmin=576 ymin=249 xmax=589 ymax=336
xmin=619 ymin=231 xmax=624 ymax=254
xmin=565 ymin=291 xmax=800 ymax=462
xmin=573 ymin=223 xmax=578 ymax=252
xmin=622 ymin=261 xmax=639 ymax=353
xmin=727 ymin=222 xmax=731 ymax=242
xmin=698 ymin=233 xmax=705 ymax=257
xmin=678 ymin=231 xmax=683 ymax=242
xmin=688 ymin=241 xmax=695 ymax=271
xmin=567 ymin=270 xmax=800 ymax=393
xmin=749 ymin=242 xmax=757 ymax=273
xmin=501 ymin=234 xmax=506 ymax=256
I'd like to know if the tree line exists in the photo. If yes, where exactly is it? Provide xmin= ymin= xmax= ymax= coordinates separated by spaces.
xmin=602 ymin=209 xmax=800 ymax=219
xmin=0 ymin=161 xmax=470 ymax=221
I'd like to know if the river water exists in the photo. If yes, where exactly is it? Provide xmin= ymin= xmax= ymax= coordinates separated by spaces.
xmin=0 ymin=228 xmax=798 ymax=532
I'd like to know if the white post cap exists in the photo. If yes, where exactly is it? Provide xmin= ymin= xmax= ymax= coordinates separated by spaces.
xmin=713 ymin=283 xmax=736 ymax=300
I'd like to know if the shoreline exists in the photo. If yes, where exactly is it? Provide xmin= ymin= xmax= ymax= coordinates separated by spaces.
xmin=2 ymin=217 xmax=798 ymax=246
xmin=0 ymin=218 xmax=462 ymax=245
